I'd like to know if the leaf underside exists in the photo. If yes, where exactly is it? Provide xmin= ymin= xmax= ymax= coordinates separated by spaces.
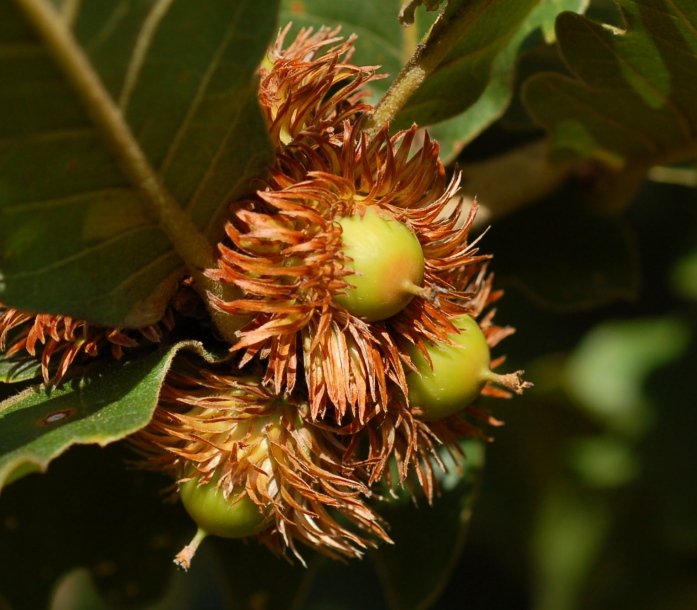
xmin=393 ymin=0 xmax=540 ymax=130
xmin=427 ymin=0 xmax=589 ymax=163
xmin=0 ymin=0 xmax=278 ymax=327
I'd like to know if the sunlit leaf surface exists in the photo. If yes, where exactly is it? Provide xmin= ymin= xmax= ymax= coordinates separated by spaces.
xmin=281 ymin=1 xmax=590 ymax=162
xmin=393 ymin=0 xmax=540 ymax=130
xmin=428 ymin=0 xmax=589 ymax=163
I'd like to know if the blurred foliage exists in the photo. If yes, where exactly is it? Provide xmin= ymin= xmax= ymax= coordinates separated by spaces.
xmin=0 ymin=437 xmax=484 ymax=610
xmin=445 ymin=176 xmax=697 ymax=610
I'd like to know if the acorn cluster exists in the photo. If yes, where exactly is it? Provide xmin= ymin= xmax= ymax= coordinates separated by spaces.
xmin=0 ymin=27 xmax=530 ymax=568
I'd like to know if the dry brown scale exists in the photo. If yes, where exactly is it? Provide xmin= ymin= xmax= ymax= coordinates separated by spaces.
xmin=0 ymin=305 xmax=174 ymax=384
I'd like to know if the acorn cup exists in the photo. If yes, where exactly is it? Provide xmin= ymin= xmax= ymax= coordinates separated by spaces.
xmin=132 ymin=358 xmax=391 ymax=568
xmin=0 ymin=304 xmax=175 ymax=385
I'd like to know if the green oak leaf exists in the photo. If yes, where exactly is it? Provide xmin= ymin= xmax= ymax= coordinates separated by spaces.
xmin=280 ymin=0 xmax=589 ymax=162
xmin=0 ymin=0 xmax=278 ymax=327
xmin=0 ymin=340 xmax=212 ymax=492
xmin=399 ymin=0 xmax=446 ymax=26
xmin=428 ymin=0 xmax=589 ymax=164
xmin=0 ymin=353 xmax=41 ymax=384
xmin=523 ymin=0 xmax=697 ymax=166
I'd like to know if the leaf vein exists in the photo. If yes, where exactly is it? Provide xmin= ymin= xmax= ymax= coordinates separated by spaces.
xmin=0 ymin=127 xmax=94 ymax=148
xmin=81 ymin=251 xmax=181 ymax=305
xmin=184 ymin=88 xmax=255 ymax=215
xmin=663 ymin=0 xmax=697 ymax=41
xmin=542 ymin=80 xmax=660 ymax=154
xmin=582 ymin=16 xmax=694 ymax=142
xmin=118 ymin=0 xmax=176 ymax=111
xmin=0 ymin=188 xmax=138 ymax=213
xmin=14 ymin=0 xmax=219 ymax=280
xmin=4 ymin=226 xmax=162 ymax=280
xmin=158 ymin=8 xmax=245 ymax=176
xmin=0 ymin=43 xmax=44 ymax=58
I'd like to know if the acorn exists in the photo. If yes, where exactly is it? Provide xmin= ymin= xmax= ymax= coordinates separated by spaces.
xmin=406 ymin=314 xmax=531 ymax=419
xmin=334 ymin=207 xmax=425 ymax=322
xmin=175 ymin=473 xmax=272 ymax=570
xmin=131 ymin=26 xmax=532 ymax=568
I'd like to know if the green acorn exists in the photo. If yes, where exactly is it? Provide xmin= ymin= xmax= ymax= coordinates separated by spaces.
xmin=333 ymin=207 xmax=425 ymax=322
xmin=406 ymin=314 xmax=531 ymax=419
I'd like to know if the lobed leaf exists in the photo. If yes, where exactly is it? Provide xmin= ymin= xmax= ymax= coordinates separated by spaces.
xmin=281 ymin=0 xmax=589 ymax=161
xmin=0 ymin=0 xmax=278 ymax=326
xmin=523 ymin=0 xmax=697 ymax=166
xmin=399 ymin=0 xmax=446 ymax=27
xmin=427 ymin=0 xmax=589 ymax=163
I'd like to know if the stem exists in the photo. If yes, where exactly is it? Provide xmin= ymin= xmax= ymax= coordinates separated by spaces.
xmin=174 ymin=527 xmax=208 ymax=571
xmin=15 ymin=0 xmax=243 ymax=341
xmin=363 ymin=1 xmax=478 ymax=140
xmin=402 ymin=280 xmax=440 ymax=304
xmin=483 ymin=369 xmax=532 ymax=395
